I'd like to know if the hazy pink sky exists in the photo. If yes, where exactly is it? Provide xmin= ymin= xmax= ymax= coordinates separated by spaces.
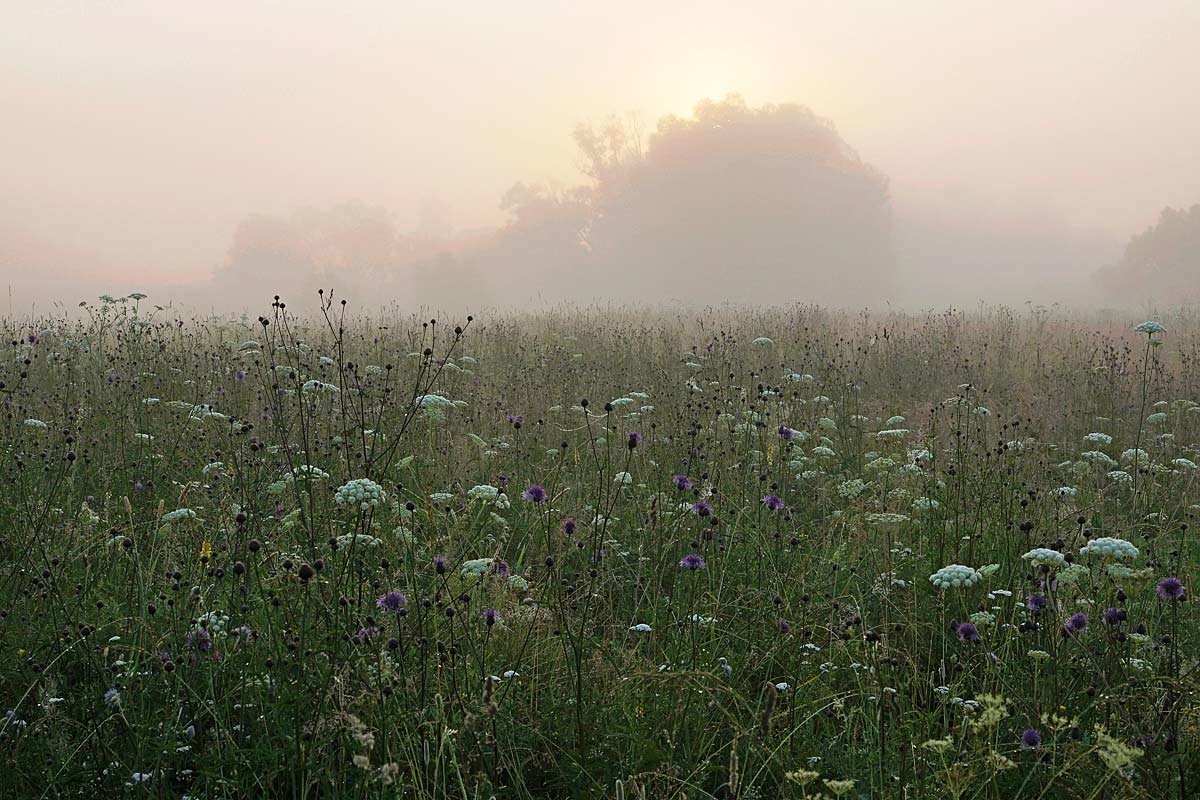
xmin=2 ymin=2 xmax=1198 ymax=287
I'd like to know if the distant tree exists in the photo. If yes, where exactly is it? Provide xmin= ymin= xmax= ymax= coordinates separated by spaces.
xmin=489 ymin=95 xmax=894 ymax=305
xmin=1097 ymin=205 xmax=1200 ymax=304
xmin=211 ymin=202 xmax=409 ymax=306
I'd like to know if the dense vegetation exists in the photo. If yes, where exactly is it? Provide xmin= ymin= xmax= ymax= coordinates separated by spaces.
xmin=1 ymin=296 xmax=1197 ymax=798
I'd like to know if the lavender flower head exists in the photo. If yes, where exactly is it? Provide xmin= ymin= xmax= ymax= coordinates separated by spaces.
xmin=1156 ymin=576 xmax=1185 ymax=601
xmin=375 ymin=591 xmax=408 ymax=613
xmin=1062 ymin=612 xmax=1088 ymax=636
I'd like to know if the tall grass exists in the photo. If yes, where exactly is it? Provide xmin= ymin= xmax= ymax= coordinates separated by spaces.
xmin=0 ymin=296 xmax=1196 ymax=798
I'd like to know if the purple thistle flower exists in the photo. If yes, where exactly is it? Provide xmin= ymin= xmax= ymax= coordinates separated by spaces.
xmin=1021 ymin=728 xmax=1042 ymax=749
xmin=1156 ymin=576 xmax=1185 ymax=601
xmin=1103 ymin=607 xmax=1126 ymax=626
xmin=494 ymin=559 xmax=510 ymax=577
xmin=672 ymin=474 xmax=694 ymax=490
xmin=627 ymin=431 xmax=643 ymax=449
xmin=353 ymin=626 xmax=381 ymax=644
xmin=1063 ymin=612 xmax=1088 ymax=635
xmin=690 ymin=500 xmax=713 ymax=517
xmin=678 ymin=553 xmax=706 ymax=571
xmin=778 ymin=619 xmax=792 ymax=635
xmin=778 ymin=425 xmax=795 ymax=441
xmin=482 ymin=608 xmax=501 ymax=626
xmin=187 ymin=628 xmax=213 ymax=652
xmin=434 ymin=556 xmax=447 ymax=575
xmin=523 ymin=484 xmax=547 ymax=503
xmin=956 ymin=622 xmax=980 ymax=643
xmin=375 ymin=591 xmax=408 ymax=613
xmin=761 ymin=494 xmax=784 ymax=511
xmin=562 ymin=516 xmax=577 ymax=535
xmin=1026 ymin=594 xmax=1047 ymax=612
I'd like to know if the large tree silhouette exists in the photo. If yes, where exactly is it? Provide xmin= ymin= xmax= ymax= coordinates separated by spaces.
xmin=494 ymin=95 xmax=894 ymax=305
xmin=1097 ymin=204 xmax=1200 ymax=305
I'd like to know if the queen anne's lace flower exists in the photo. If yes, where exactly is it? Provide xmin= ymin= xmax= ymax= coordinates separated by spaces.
xmin=1022 ymin=548 xmax=1067 ymax=568
xmin=929 ymin=564 xmax=981 ymax=590
xmin=1080 ymin=536 xmax=1139 ymax=560
xmin=335 ymin=478 xmax=385 ymax=510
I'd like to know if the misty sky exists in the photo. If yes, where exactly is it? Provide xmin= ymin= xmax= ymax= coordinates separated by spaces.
xmin=2 ymin=2 xmax=1198 ymax=292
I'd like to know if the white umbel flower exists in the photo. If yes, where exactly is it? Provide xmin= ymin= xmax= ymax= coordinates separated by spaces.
xmin=929 ymin=564 xmax=981 ymax=590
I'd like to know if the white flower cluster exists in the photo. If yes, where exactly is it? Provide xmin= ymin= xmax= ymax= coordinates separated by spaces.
xmin=288 ymin=465 xmax=330 ymax=482
xmin=1022 ymin=548 xmax=1067 ymax=568
xmin=929 ymin=564 xmax=981 ymax=589
xmin=335 ymin=478 xmax=385 ymax=510
xmin=1080 ymin=537 xmax=1139 ymax=560
xmin=467 ymin=484 xmax=499 ymax=501
xmin=1121 ymin=448 xmax=1149 ymax=463
xmin=161 ymin=508 xmax=198 ymax=523
xmin=335 ymin=532 xmax=381 ymax=549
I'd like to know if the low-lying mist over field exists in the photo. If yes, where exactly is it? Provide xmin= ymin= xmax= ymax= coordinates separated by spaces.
xmin=3 ymin=4 xmax=1198 ymax=315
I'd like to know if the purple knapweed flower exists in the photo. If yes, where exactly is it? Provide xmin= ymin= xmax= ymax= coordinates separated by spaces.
xmin=761 ymin=494 xmax=784 ymax=511
xmin=1063 ymin=612 xmax=1088 ymax=635
xmin=778 ymin=425 xmax=795 ymax=441
xmin=187 ymin=628 xmax=213 ymax=652
xmin=690 ymin=500 xmax=713 ymax=517
xmin=956 ymin=622 xmax=980 ymax=643
xmin=1021 ymin=728 xmax=1042 ymax=749
xmin=672 ymin=474 xmax=694 ymax=490
xmin=523 ymin=484 xmax=547 ymax=503
xmin=1156 ymin=576 xmax=1185 ymax=601
xmin=678 ymin=553 xmax=706 ymax=571
xmin=1026 ymin=594 xmax=1048 ymax=612
xmin=482 ymin=608 xmax=501 ymax=626
xmin=353 ymin=626 xmax=381 ymax=644
xmin=375 ymin=591 xmax=408 ymax=613
xmin=627 ymin=431 xmax=643 ymax=449
xmin=1104 ymin=607 xmax=1126 ymax=626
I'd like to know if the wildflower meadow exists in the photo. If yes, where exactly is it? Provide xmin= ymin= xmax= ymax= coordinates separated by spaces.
xmin=1 ymin=295 xmax=1196 ymax=798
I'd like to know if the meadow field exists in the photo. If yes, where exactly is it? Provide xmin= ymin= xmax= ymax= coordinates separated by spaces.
xmin=1 ymin=295 xmax=1196 ymax=798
